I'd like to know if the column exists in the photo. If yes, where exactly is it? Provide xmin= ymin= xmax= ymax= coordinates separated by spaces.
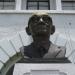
xmin=16 ymin=0 xmax=22 ymax=10
xmin=56 ymin=0 xmax=62 ymax=10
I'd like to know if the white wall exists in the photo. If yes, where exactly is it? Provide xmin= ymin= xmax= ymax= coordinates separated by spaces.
xmin=0 ymin=13 xmax=75 ymax=28
xmin=0 ymin=12 xmax=75 ymax=41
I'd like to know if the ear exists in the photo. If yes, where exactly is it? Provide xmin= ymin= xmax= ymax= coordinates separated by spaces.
xmin=51 ymin=25 xmax=55 ymax=35
xmin=25 ymin=27 xmax=31 ymax=35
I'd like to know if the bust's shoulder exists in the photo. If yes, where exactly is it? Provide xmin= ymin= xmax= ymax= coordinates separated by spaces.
xmin=51 ymin=43 xmax=66 ymax=51
xmin=50 ymin=43 xmax=66 ymax=58
xmin=20 ymin=43 xmax=33 ymax=50
xmin=20 ymin=43 xmax=33 ymax=57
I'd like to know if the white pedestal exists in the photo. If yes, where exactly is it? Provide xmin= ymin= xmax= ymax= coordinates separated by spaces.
xmin=13 ymin=63 xmax=75 ymax=75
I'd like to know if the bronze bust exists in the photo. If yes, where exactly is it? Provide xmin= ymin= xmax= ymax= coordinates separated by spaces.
xmin=20 ymin=13 xmax=67 ymax=59
xmin=19 ymin=12 xmax=71 ymax=63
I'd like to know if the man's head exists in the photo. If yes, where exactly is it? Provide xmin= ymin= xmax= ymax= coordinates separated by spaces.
xmin=26 ymin=13 xmax=55 ymax=38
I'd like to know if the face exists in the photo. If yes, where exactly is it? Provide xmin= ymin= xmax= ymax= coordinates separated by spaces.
xmin=28 ymin=15 xmax=52 ymax=36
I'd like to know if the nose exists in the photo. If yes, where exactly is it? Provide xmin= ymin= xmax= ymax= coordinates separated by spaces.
xmin=40 ymin=18 xmax=43 ymax=22
xmin=38 ymin=18 xmax=46 ymax=25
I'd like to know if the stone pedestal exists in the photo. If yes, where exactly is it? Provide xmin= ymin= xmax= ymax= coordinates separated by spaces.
xmin=13 ymin=64 xmax=75 ymax=75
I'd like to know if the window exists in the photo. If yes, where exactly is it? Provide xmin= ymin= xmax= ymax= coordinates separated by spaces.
xmin=0 ymin=0 xmax=15 ymax=2
xmin=62 ymin=0 xmax=75 ymax=10
xmin=26 ymin=0 xmax=50 ymax=10
xmin=0 ymin=0 xmax=15 ymax=10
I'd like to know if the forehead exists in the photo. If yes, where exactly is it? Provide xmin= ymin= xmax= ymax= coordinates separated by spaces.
xmin=28 ymin=14 xmax=53 ymax=25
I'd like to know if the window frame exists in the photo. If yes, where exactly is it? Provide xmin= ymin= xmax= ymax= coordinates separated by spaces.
xmin=62 ymin=0 xmax=75 ymax=10
xmin=0 ymin=0 xmax=15 ymax=10
xmin=26 ymin=0 xmax=50 ymax=10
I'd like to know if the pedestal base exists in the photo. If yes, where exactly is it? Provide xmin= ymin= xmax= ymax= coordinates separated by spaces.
xmin=6 ymin=58 xmax=71 ymax=75
xmin=18 ymin=57 xmax=71 ymax=63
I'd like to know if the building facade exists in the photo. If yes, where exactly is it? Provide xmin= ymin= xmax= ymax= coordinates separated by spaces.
xmin=0 ymin=0 xmax=75 ymax=10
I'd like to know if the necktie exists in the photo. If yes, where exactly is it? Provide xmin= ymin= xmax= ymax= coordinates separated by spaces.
xmin=38 ymin=46 xmax=47 ymax=57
